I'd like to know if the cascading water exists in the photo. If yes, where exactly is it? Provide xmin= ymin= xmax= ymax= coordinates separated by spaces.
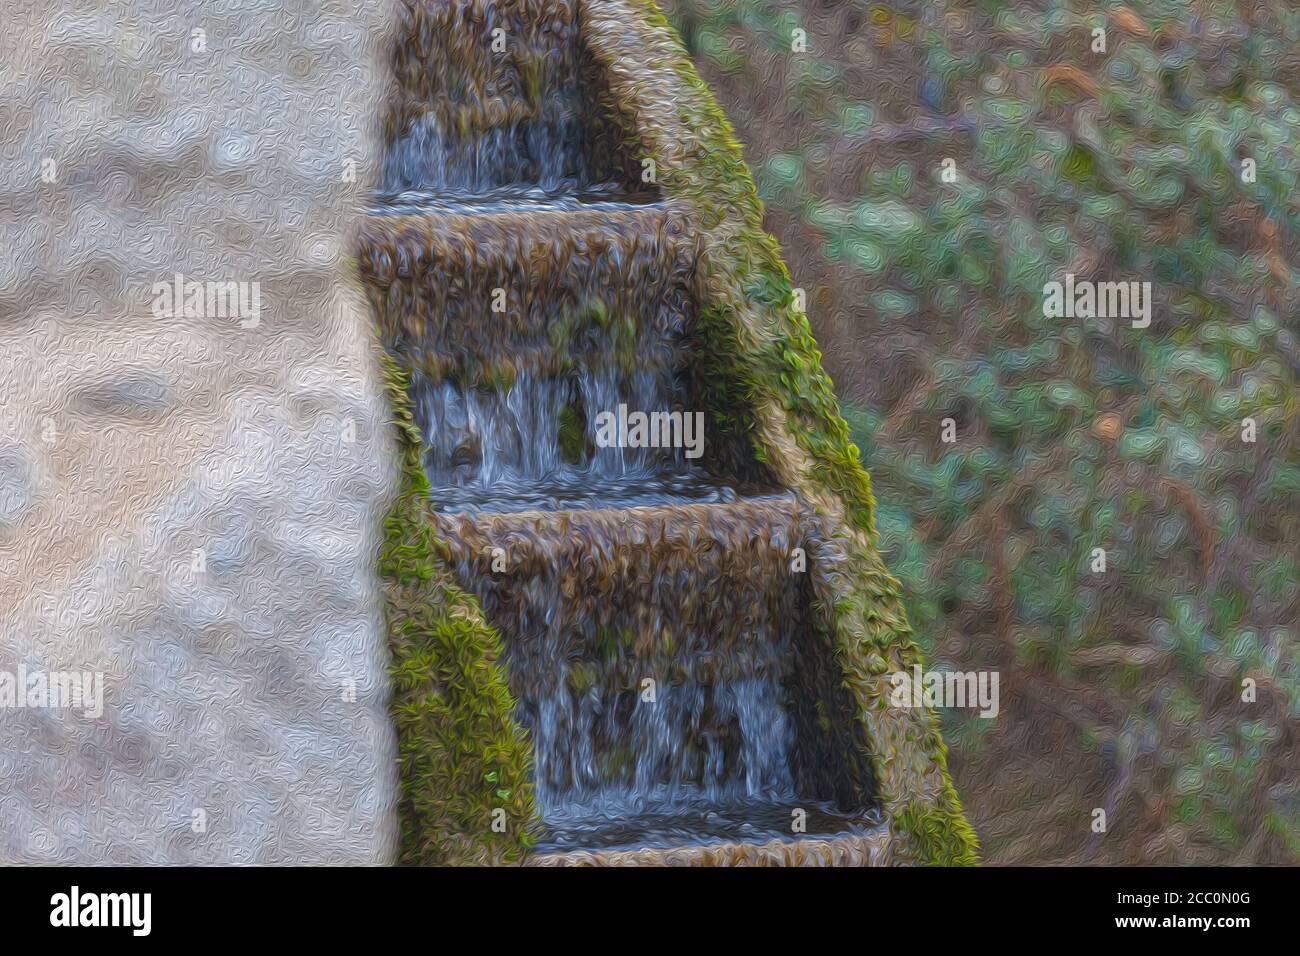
xmin=381 ymin=0 xmax=641 ymax=200
xmin=362 ymin=0 xmax=882 ymax=861
xmin=361 ymin=201 xmax=721 ymax=511
xmin=435 ymin=498 xmax=811 ymax=850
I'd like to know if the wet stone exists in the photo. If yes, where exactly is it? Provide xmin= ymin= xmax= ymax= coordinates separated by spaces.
xmin=368 ymin=0 xmax=876 ymax=863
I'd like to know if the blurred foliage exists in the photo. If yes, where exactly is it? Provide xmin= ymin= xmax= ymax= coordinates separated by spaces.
xmin=662 ymin=0 xmax=1299 ymax=863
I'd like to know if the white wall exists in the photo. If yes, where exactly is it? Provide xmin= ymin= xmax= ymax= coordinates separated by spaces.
xmin=0 ymin=0 xmax=399 ymax=863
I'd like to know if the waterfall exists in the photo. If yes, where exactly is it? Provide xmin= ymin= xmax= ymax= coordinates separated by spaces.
xmin=380 ymin=0 xmax=639 ymax=200
xmin=361 ymin=0 xmax=878 ymax=858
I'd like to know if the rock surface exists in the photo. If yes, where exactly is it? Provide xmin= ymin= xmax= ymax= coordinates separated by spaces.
xmin=0 ymin=0 xmax=398 ymax=862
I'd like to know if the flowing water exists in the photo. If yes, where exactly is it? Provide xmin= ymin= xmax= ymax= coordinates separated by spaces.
xmin=361 ymin=0 xmax=879 ymax=859
xmin=380 ymin=0 xmax=640 ymax=200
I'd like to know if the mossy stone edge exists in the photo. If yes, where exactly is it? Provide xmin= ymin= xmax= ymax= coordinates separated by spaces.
xmin=583 ymin=0 xmax=978 ymax=866
xmin=371 ymin=0 xmax=977 ymax=866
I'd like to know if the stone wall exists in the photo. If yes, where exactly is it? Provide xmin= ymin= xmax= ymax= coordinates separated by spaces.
xmin=0 ymin=0 xmax=399 ymax=863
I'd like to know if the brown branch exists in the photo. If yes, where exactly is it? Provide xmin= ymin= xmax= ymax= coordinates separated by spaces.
xmin=1159 ymin=476 xmax=1216 ymax=581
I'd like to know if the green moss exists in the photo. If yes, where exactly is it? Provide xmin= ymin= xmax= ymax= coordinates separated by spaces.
xmin=580 ymin=296 xmax=610 ymax=328
xmin=896 ymin=789 xmax=981 ymax=867
xmin=547 ymin=309 xmax=579 ymax=351
xmin=599 ymin=3 xmax=881 ymax=536
xmin=576 ymin=297 xmax=640 ymax=370
xmin=584 ymin=0 xmax=978 ymax=865
xmin=558 ymin=402 xmax=585 ymax=465
xmin=481 ymin=359 xmax=518 ymax=394
xmin=377 ymin=353 xmax=538 ymax=865
xmin=370 ymin=0 xmax=977 ymax=867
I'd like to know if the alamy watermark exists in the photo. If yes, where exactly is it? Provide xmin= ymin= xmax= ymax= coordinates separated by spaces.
xmin=0 ymin=665 xmax=103 ymax=718
xmin=594 ymin=404 xmax=705 ymax=460
xmin=1043 ymin=274 xmax=1152 ymax=328
xmin=50 ymin=886 xmax=151 ymax=936
xmin=151 ymin=272 xmax=261 ymax=327
xmin=890 ymin=665 xmax=1000 ymax=719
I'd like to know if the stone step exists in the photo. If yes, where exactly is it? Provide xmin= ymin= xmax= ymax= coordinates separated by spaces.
xmin=434 ymin=491 xmax=802 ymax=582
xmin=437 ymin=491 xmax=873 ymax=817
xmin=526 ymin=828 xmax=894 ymax=867
xmin=435 ymin=493 xmax=806 ymax=684
xmin=383 ymin=0 xmax=641 ymax=194
xmin=532 ymin=797 xmax=883 ymax=855
xmin=357 ymin=199 xmax=693 ymax=371
xmin=426 ymin=471 xmax=752 ymax=514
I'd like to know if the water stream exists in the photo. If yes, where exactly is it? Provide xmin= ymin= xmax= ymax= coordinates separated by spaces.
xmin=363 ymin=0 xmax=875 ymax=857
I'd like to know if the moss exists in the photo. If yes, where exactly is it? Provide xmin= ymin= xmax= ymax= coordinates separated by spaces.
xmin=580 ymin=296 xmax=610 ymax=328
xmin=369 ymin=0 xmax=976 ymax=867
xmin=581 ymin=0 xmax=978 ymax=865
xmin=896 ymin=788 xmax=981 ymax=867
xmin=377 ymin=352 xmax=538 ymax=865
xmin=547 ymin=309 xmax=579 ymax=352
xmin=558 ymin=402 xmax=585 ymax=465
xmin=481 ymin=359 xmax=518 ymax=394
xmin=628 ymin=6 xmax=876 ymax=535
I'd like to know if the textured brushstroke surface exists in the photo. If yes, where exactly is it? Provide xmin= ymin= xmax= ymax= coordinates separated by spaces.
xmin=0 ymin=1 xmax=398 ymax=862
xmin=527 ymin=825 xmax=893 ymax=866
xmin=381 ymin=0 xmax=642 ymax=197
xmin=576 ymin=0 xmax=977 ymax=863
xmin=437 ymin=497 xmax=872 ymax=841
xmin=660 ymin=0 xmax=1300 ymax=865
xmin=363 ymin=0 xmax=971 ymax=865
xmin=5 ymin=0 xmax=1291 ymax=869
